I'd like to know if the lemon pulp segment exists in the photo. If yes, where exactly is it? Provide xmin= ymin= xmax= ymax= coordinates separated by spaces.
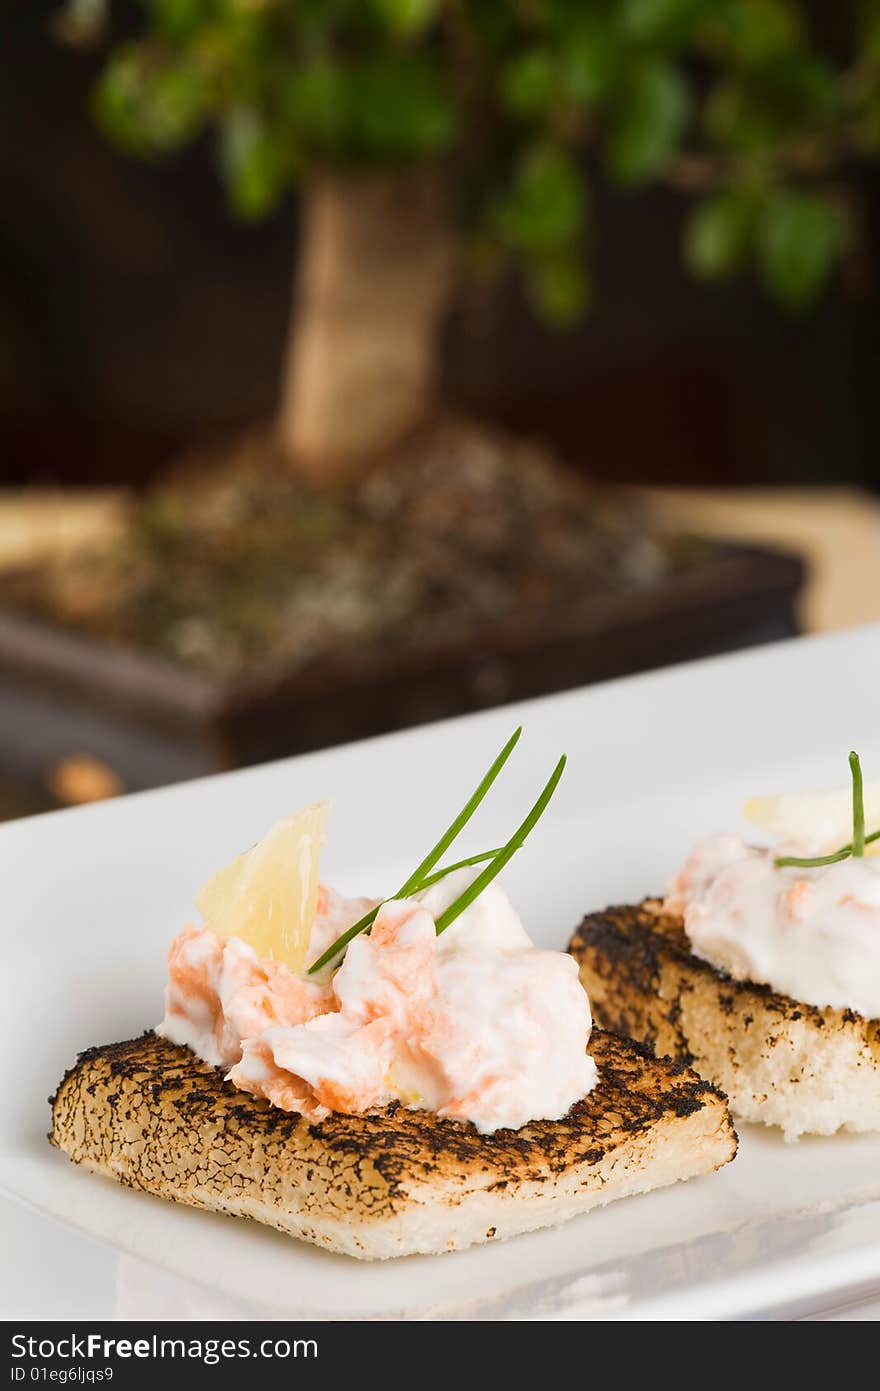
xmin=195 ymin=801 xmax=329 ymax=971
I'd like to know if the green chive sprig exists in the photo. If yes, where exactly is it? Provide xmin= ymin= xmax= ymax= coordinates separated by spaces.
xmin=307 ymin=849 xmax=504 ymax=974
xmin=851 ymin=749 xmax=865 ymax=857
xmin=435 ymin=755 xmax=567 ymax=935
xmin=774 ymin=751 xmax=878 ymax=868
xmin=307 ymin=727 xmax=565 ymax=973
xmin=309 ymin=727 xmax=523 ymax=973
xmin=417 ymin=848 xmax=504 ymax=890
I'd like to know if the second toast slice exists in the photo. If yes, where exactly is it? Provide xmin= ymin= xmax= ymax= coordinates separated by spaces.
xmin=570 ymin=900 xmax=880 ymax=1138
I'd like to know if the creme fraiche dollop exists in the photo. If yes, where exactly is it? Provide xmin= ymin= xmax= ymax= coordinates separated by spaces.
xmin=665 ymin=833 xmax=880 ymax=1018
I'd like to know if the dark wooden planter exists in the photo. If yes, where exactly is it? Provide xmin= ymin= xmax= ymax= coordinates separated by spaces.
xmin=0 ymin=540 xmax=804 ymax=810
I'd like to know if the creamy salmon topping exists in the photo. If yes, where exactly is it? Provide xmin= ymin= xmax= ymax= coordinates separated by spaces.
xmin=158 ymin=871 xmax=597 ymax=1133
xmin=665 ymin=833 xmax=880 ymax=1017
xmin=158 ymin=925 xmax=334 ymax=1069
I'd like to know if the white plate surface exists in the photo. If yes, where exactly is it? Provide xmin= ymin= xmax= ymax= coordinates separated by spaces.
xmin=3 ymin=625 xmax=880 ymax=1320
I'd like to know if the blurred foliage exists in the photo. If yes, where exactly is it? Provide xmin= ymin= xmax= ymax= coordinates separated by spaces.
xmin=58 ymin=0 xmax=880 ymax=317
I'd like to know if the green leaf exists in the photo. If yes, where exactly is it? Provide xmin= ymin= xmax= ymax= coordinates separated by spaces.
xmin=857 ymin=0 xmax=880 ymax=64
xmin=619 ymin=0 xmax=712 ymax=45
xmin=606 ymin=59 xmax=690 ymax=185
xmin=280 ymin=61 xmax=349 ymax=152
xmin=712 ymin=0 xmax=803 ymax=66
xmin=350 ymin=56 xmax=457 ymax=158
xmin=149 ymin=0 xmax=208 ymax=45
xmin=770 ymin=53 xmax=839 ymax=121
xmin=499 ymin=49 xmax=556 ymax=117
xmin=756 ymin=190 xmax=849 ymax=308
xmin=220 ymin=111 xmax=289 ymax=219
xmin=560 ymin=20 xmax=619 ymax=105
xmin=705 ymin=56 xmax=839 ymax=153
xmin=93 ymin=49 xmax=209 ymax=154
xmin=493 ymin=144 xmax=587 ymax=256
xmin=527 ymin=254 xmax=591 ymax=324
xmin=684 ymin=192 xmax=755 ymax=279
xmin=370 ymin=0 xmax=440 ymax=37
xmin=703 ymin=76 xmax=776 ymax=152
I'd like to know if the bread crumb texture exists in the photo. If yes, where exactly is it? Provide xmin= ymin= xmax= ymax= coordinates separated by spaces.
xmin=49 ymin=1028 xmax=736 ymax=1259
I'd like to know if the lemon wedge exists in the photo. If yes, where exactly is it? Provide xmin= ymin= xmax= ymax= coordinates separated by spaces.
xmin=195 ymin=801 xmax=329 ymax=971
xmin=744 ymin=782 xmax=880 ymax=854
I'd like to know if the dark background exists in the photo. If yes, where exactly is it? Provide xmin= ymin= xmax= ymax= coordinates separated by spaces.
xmin=3 ymin=3 xmax=880 ymax=492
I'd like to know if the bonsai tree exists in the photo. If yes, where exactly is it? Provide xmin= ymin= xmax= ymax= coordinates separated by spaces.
xmin=59 ymin=0 xmax=880 ymax=483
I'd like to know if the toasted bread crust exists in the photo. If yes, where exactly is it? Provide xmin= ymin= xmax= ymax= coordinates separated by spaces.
xmin=49 ymin=1029 xmax=736 ymax=1259
xmin=570 ymin=901 xmax=880 ymax=1138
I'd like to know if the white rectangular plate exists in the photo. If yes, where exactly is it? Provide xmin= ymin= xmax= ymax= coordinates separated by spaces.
xmin=3 ymin=625 xmax=880 ymax=1320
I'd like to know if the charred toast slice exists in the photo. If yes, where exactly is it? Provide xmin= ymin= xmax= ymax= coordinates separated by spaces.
xmin=50 ymin=1030 xmax=736 ymax=1260
xmin=570 ymin=901 xmax=880 ymax=1139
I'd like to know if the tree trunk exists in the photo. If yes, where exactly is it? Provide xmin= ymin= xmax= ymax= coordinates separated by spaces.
xmin=279 ymin=169 xmax=457 ymax=484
